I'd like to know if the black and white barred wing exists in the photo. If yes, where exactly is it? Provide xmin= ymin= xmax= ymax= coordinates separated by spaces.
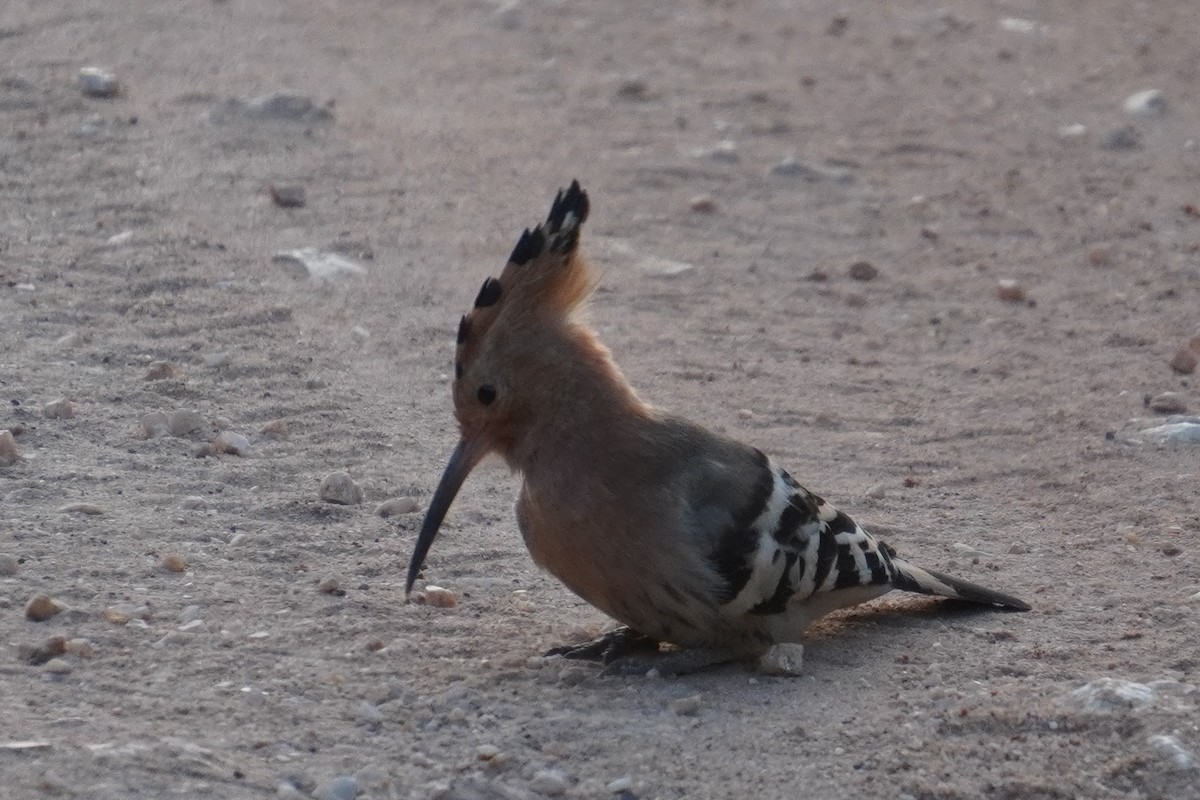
xmin=717 ymin=458 xmax=1029 ymax=625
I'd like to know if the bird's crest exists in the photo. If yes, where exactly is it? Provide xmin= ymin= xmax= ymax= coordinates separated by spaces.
xmin=453 ymin=180 xmax=594 ymax=379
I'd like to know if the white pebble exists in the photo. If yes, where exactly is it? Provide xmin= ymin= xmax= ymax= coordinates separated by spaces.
xmin=1057 ymin=123 xmax=1088 ymax=138
xmin=669 ymin=694 xmax=702 ymax=716
xmin=177 ymin=619 xmax=207 ymax=634
xmin=43 ymin=657 xmax=73 ymax=675
xmin=757 ymin=643 xmax=805 ymax=676
xmin=530 ymin=769 xmax=569 ymax=797
xmin=1068 ymin=678 xmax=1156 ymax=712
xmin=419 ymin=585 xmax=458 ymax=609
xmin=375 ymin=497 xmax=421 ymax=517
xmin=178 ymin=605 xmax=204 ymax=624
xmin=1124 ymin=89 xmax=1166 ymax=117
xmin=606 ymin=776 xmax=633 ymax=793
xmin=693 ymin=140 xmax=738 ymax=163
xmin=213 ymin=431 xmax=251 ymax=456
xmin=1139 ymin=422 xmax=1200 ymax=446
xmin=106 ymin=230 xmax=133 ymax=245
xmin=319 ymin=472 xmax=363 ymax=505
xmin=79 ymin=67 xmax=119 ymax=98
xmin=864 ymin=484 xmax=888 ymax=500
xmin=41 ymin=398 xmax=75 ymax=419
xmin=1147 ymin=734 xmax=1196 ymax=771
xmin=273 ymin=248 xmax=366 ymax=283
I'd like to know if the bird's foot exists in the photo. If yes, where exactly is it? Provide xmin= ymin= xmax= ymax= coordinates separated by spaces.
xmin=544 ymin=626 xmax=660 ymax=664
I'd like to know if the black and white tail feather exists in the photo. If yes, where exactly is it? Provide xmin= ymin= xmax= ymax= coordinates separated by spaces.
xmin=718 ymin=455 xmax=1029 ymax=636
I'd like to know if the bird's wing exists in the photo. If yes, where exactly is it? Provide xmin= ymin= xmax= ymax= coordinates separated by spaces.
xmin=703 ymin=455 xmax=898 ymax=619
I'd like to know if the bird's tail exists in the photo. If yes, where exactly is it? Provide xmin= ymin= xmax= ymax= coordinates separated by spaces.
xmin=890 ymin=558 xmax=1031 ymax=611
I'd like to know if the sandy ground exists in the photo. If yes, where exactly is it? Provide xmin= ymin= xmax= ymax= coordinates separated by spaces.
xmin=2 ymin=1 xmax=1200 ymax=798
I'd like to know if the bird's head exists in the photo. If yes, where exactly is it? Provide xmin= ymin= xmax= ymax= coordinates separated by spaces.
xmin=406 ymin=181 xmax=595 ymax=594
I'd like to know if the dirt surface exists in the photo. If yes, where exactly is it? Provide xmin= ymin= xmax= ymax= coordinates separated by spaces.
xmin=2 ymin=1 xmax=1200 ymax=798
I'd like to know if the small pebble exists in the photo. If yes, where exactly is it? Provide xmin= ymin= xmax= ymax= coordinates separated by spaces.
xmin=269 ymin=184 xmax=307 ymax=208
xmin=319 ymin=472 xmax=363 ymax=505
xmin=694 ymin=140 xmax=738 ymax=163
xmin=0 ymin=553 xmax=18 ymax=575
xmin=757 ymin=643 xmax=805 ymax=676
xmin=847 ymin=261 xmax=878 ymax=281
xmin=41 ymin=398 xmax=75 ymax=420
xmin=212 ymin=431 xmax=251 ymax=456
xmin=864 ymin=484 xmax=888 ymax=500
xmin=107 ymin=230 xmax=133 ymax=246
xmin=57 ymin=502 xmax=104 ymax=515
xmin=274 ymin=248 xmax=366 ymax=282
xmin=420 ymin=585 xmax=458 ymax=609
xmin=1058 ymin=123 xmax=1088 ymax=138
xmin=476 ymin=744 xmax=502 ymax=761
xmin=996 ymin=279 xmax=1027 ymax=303
xmin=78 ymin=67 xmax=119 ymax=98
xmin=177 ymin=620 xmax=207 ymax=634
xmin=141 ymin=411 xmax=170 ymax=438
xmin=178 ymin=605 xmax=203 ymax=624
xmin=615 ymin=76 xmax=650 ymax=101
xmin=1149 ymin=392 xmax=1188 ymax=415
xmin=530 ymin=769 xmax=569 ymax=797
xmin=0 ymin=430 xmax=20 ymax=466
xmin=144 ymin=361 xmax=182 ymax=381
xmin=1124 ymin=89 xmax=1166 ymax=117
xmin=161 ymin=553 xmax=188 ymax=573
xmin=770 ymin=157 xmax=853 ymax=183
xmin=375 ymin=497 xmax=421 ymax=517
xmin=688 ymin=194 xmax=717 ymax=213
xmin=669 ymin=694 xmax=702 ymax=716
xmin=606 ymin=777 xmax=633 ymax=794
xmin=1169 ymin=347 xmax=1197 ymax=375
xmin=66 ymin=638 xmax=96 ymax=658
xmin=313 ymin=776 xmax=359 ymax=800
xmin=25 ymin=594 xmax=65 ymax=622
xmin=1068 ymin=677 xmax=1155 ymax=712
xmin=259 ymin=418 xmax=290 ymax=439
xmin=43 ymin=657 xmax=73 ymax=675
xmin=167 ymin=409 xmax=207 ymax=437
xmin=317 ymin=576 xmax=343 ymax=595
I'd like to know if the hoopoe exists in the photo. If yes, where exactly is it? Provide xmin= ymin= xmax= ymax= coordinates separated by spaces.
xmin=407 ymin=181 xmax=1029 ymax=666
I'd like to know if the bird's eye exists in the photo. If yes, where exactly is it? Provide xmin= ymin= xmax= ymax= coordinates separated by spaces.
xmin=477 ymin=385 xmax=497 ymax=406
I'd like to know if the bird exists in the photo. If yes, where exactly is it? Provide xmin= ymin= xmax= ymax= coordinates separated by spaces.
xmin=406 ymin=180 xmax=1029 ymax=669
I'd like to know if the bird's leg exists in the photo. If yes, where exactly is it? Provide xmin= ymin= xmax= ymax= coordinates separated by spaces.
xmin=544 ymin=626 xmax=661 ymax=663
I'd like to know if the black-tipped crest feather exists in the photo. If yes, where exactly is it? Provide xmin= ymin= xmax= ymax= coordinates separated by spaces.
xmin=474 ymin=276 xmax=502 ymax=308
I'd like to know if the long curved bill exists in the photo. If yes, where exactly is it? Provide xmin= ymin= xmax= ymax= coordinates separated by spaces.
xmin=405 ymin=437 xmax=487 ymax=595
